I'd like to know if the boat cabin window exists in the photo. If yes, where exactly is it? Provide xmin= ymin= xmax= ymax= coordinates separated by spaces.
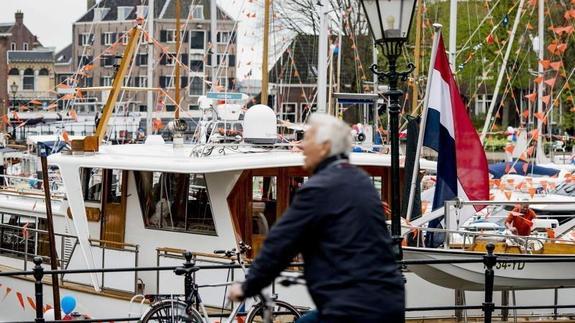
xmin=134 ymin=172 xmax=216 ymax=235
xmin=0 ymin=213 xmax=48 ymax=261
xmin=229 ymin=166 xmax=393 ymax=258
xmin=81 ymin=168 xmax=103 ymax=202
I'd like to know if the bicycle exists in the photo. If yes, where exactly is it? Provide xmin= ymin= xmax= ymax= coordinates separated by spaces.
xmin=140 ymin=242 xmax=301 ymax=323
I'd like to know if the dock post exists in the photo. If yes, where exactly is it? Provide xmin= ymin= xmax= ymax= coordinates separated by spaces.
xmin=33 ymin=256 xmax=45 ymax=323
xmin=483 ymin=243 xmax=496 ymax=323
xmin=455 ymin=289 xmax=465 ymax=321
xmin=501 ymin=290 xmax=509 ymax=321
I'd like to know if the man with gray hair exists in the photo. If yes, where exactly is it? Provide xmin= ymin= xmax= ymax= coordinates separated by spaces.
xmin=229 ymin=113 xmax=405 ymax=322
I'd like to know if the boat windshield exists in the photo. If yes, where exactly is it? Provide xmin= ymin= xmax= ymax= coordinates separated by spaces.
xmin=549 ymin=182 xmax=575 ymax=197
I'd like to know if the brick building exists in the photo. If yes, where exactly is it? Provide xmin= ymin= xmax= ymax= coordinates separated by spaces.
xmin=63 ymin=0 xmax=237 ymax=116
xmin=0 ymin=11 xmax=42 ymax=114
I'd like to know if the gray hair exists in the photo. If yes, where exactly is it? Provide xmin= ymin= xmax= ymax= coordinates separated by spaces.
xmin=308 ymin=113 xmax=353 ymax=157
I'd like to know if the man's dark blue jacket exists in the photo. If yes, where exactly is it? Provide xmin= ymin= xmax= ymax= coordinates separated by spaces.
xmin=242 ymin=156 xmax=405 ymax=322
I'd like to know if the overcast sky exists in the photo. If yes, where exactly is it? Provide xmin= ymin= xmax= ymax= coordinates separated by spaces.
xmin=0 ymin=0 xmax=288 ymax=80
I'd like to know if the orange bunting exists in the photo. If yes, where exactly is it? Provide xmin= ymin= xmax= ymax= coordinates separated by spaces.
xmin=83 ymin=64 xmax=94 ymax=71
xmin=533 ymin=76 xmax=544 ymax=84
xmin=527 ymin=146 xmax=535 ymax=156
xmin=27 ymin=296 xmax=35 ymax=311
xmin=534 ymin=112 xmax=546 ymax=122
xmin=504 ymin=191 xmax=512 ymax=200
xmin=539 ymin=60 xmax=551 ymax=69
xmin=16 ymin=292 xmax=24 ymax=310
xmin=542 ymin=95 xmax=551 ymax=106
xmin=544 ymin=78 xmax=557 ymax=87
xmin=504 ymin=145 xmax=515 ymax=154
xmin=531 ymin=129 xmax=539 ymax=141
xmin=557 ymin=43 xmax=568 ymax=53
xmin=2 ymin=115 xmax=9 ymax=125
xmin=524 ymin=92 xmax=537 ymax=102
xmin=528 ymin=187 xmax=536 ymax=198
xmin=550 ymin=61 xmax=563 ymax=71
xmin=522 ymin=110 xmax=530 ymax=118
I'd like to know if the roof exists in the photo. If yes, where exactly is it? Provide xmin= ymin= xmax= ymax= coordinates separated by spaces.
xmin=0 ymin=23 xmax=13 ymax=33
xmin=8 ymin=50 xmax=54 ymax=63
xmin=269 ymin=34 xmax=373 ymax=87
xmin=48 ymin=143 xmax=437 ymax=174
xmin=55 ymin=44 xmax=73 ymax=64
xmin=76 ymin=0 xmax=233 ymax=22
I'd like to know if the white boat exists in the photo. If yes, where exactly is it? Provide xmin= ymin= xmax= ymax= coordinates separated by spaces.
xmin=404 ymin=246 xmax=575 ymax=291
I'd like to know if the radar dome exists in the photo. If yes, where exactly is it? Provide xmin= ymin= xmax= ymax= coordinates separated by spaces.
xmin=243 ymin=104 xmax=277 ymax=144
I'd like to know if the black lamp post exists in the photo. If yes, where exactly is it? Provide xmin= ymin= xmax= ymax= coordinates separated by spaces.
xmin=359 ymin=0 xmax=417 ymax=260
xmin=9 ymin=82 xmax=18 ymax=138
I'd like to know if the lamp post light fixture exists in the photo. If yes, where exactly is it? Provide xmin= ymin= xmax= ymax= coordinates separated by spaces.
xmin=359 ymin=0 xmax=417 ymax=260
xmin=10 ymin=81 xmax=18 ymax=112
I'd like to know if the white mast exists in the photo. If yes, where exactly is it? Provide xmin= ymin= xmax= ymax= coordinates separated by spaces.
xmin=535 ymin=0 xmax=550 ymax=164
xmin=210 ymin=0 xmax=218 ymax=89
xmin=146 ymin=0 xmax=154 ymax=136
xmin=317 ymin=1 xmax=329 ymax=113
xmin=448 ymin=0 xmax=457 ymax=69
xmin=479 ymin=0 xmax=526 ymax=143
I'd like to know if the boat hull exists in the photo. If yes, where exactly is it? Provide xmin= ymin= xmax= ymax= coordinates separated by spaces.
xmin=403 ymin=247 xmax=575 ymax=290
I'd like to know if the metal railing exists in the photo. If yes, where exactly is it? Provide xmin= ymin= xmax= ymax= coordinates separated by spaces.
xmin=1 ymin=243 xmax=575 ymax=322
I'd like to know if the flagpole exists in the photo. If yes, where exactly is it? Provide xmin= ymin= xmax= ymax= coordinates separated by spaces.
xmin=406 ymin=24 xmax=442 ymax=222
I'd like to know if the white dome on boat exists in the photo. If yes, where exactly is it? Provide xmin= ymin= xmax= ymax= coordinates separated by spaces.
xmin=243 ymin=104 xmax=277 ymax=144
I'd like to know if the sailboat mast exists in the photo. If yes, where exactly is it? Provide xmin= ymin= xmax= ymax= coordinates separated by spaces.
xmin=536 ymin=0 xmax=545 ymax=162
xmin=146 ymin=0 xmax=154 ymax=136
xmin=261 ymin=0 xmax=271 ymax=105
xmin=448 ymin=0 xmax=457 ymax=69
xmin=175 ymin=0 xmax=181 ymax=119
xmin=317 ymin=1 xmax=329 ymax=113
xmin=411 ymin=0 xmax=424 ymax=114
xmin=210 ymin=0 xmax=217 ymax=91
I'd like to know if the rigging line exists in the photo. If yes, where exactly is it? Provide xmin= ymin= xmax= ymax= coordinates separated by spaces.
xmin=456 ymin=0 xmax=506 ymax=60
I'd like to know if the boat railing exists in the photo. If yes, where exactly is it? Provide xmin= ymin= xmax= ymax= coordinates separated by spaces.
xmin=88 ymin=238 xmax=140 ymax=293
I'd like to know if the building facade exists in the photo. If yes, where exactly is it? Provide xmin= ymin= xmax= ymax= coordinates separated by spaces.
xmin=0 ymin=11 xmax=42 ymax=114
xmin=67 ymin=0 xmax=237 ymax=116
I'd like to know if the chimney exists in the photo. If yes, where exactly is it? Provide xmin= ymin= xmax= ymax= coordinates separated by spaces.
xmin=87 ymin=0 xmax=96 ymax=10
xmin=14 ymin=11 xmax=23 ymax=24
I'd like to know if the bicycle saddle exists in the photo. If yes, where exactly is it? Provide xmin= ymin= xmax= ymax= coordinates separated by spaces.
xmin=174 ymin=266 xmax=200 ymax=276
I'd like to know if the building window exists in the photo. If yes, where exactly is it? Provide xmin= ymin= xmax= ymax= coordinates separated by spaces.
xmin=80 ymin=33 xmax=94 ymax=46
xmin=123 ymin=77 xmax=131 ymax=87
xmin=39 ymin=68 xmax=49 ymax=76
xmin=190 ymin=54 xmax=204 ymax=73
xmin=134 ymin=172 xmax=216 ymax=235
xmin=8 ymin=68 xmax=19 ymax=75
xmin=136 ymin=53 xmax=148 ymax=66
xmin=475 ymin=94 xmax=492 ymax=115
xmin=166 ymin=29 xmax=176 ymax=43
xmin=10 ymin=42 xmax=16 ymax=50
xmin=192 ymin=5 xmax=204 ymax=19
xmin=136 ymin=5 xmax=148 ymax=18
xmin=102 ymin=32 xmax=116 ymax=46
xmin=280 ymin=103 xmax=297 ymax=123
xmin=190 ymin=31 xmax=205 ymax=50
xmin=189 ymin=105 xmax=199 ymax=111
xmin=101 ymin=76 xmax=113 ymax=87
xmin=217 ymin=32 xmax=232 ymax=44
xmin=135 ymin=76 xmax=148 ymax=87
xmin=101 ymin=55 xmax=114 ymax=67
xmin=160 ymin=76 xmax=174 ymax=88
xmin=23 ymin=43 xmax=28 ymax=50
xmin=23 ymin=68 xmax=35 ymax=90
xmin=165 ymin=53 xmax=176 ymax=66
xmin=166 ymin=105 xmax=176 ymax=112
xmin=189 ymin=77 xmax=204 ymax=96
xmin=121 ymin=31 xmax=129 ymax=45
xmin=84 ymin=77 xmax=93 ymax=87
xmin=117 ymin=6 xmax=132 ymax=20
xmin=94 ymin=7 xmax=110 ymax=21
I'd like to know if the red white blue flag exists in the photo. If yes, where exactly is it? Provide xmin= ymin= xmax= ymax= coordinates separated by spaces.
xmin=423 ymin=35 xmax=489 ymax=235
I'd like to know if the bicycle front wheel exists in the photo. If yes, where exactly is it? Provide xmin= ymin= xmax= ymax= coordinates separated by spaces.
xmin=140 ymin=300 xmax=203 ymax=323
xmin=246 ymin=300 xmax=301 ymax=323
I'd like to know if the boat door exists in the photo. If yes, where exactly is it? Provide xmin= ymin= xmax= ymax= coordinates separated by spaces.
xmin=100 ymin=169 xmax=128 ymax=246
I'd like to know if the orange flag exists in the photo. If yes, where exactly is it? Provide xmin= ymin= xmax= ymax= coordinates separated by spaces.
xmin=16 ymin=292 xmax=25 ymax=310
xmin=62 ymin=130 xmax=70 ymax=143
xmin=504 ymin=191 xmax=513 ymax=200
xmin=531 ymin=129 xmax=539 ymax=141
xmin=27 ymin=296 xmax=35 ymax=311
xmin=550 ymin=61 xmax=563 ymax=71
xmin=544 ymin=78 xmax=557 ymax=87
xmin=542 ymin=95 xmax=551 ymax=105
xmin=524 ymin=92 xmax=537 ymax=102
xmin=69 ymin=109 xmax=78 ymax=121
xmin=533 ymin=76 xmax=544 ymax=84
xmin=504 ymin=145 xmax=515 ymax=154
xmin=557 ymin=43 xmax=568 ymax=53
xmin=534 ymin=112 xmax=546 ymax=122
xmin=540 ymin=59 xmax=551 ymax=69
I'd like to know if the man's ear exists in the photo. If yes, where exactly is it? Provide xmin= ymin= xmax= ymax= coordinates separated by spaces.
xmin=321 ymin=141 xmax=332 ymax=157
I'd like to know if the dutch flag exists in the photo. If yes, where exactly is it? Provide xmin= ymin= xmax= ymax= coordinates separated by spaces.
xmin=423 ymin=35 xmax=489 ymax=246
